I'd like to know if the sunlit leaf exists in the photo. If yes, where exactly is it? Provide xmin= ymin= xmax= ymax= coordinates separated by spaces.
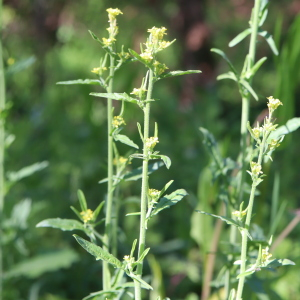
xmin=151 ymin=189 xmax=188 ymax=217
xmin=229 ymin=28 xmax=252 ymax=47
xmin=36 ymin=218 xmax=85 ymax=232
xmin=211 ymin=48 xmax=238 ymax=75
xmin=73 ymin=235 xmax=123 ymax=269
xmin=90 ymin=92 xmax=138 ymax=104
xmin=113 ymin=134 xmax=139 ymax=149
xmin=57 ymin=79 xmax=100 ymax=85
xmin=195 ymin=210 xmax=242 ymax=227
xmin=258 ymin=30 xmax=279 ymax=56
xmin=240 ymin=78 xmax=259 ymax=100
xmin=268 ymin=117 xmax=300 ymax=142
xmin=158 ymin=70 xmax=201 ymax=80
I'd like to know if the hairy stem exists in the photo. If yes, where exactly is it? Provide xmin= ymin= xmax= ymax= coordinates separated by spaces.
xmin=134 ymin=69 xmax=154 ymax=300
xmin=102 ymin=54 xmax=115 ymax=290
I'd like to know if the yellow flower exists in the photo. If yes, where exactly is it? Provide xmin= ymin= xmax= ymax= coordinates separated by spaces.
xmin=267 ymin=96 xmax=283 ymax=111
xmin=80 ymin=209 xmax=94 ymax=223
xmin=91 ymin=66 xmax=107 ymax=75
xmin=102 ymin=37 xmax=116 ymax=47
xmin=153 ymin=60 xmax=168 ymax=75
xmin=112 ymin=116 xmax=126 ymax=128
xmin=145 ymin=137 xmax=159 ymax=149
xmin=113 ymin=156 xmax=128 ymax=166
xmin=148 ymin=189 xmax=160 ymax=203
xmin=252 ymin=126 xmax=262 ymax=139
xmin=147 ymin=26 xmax=167 ymax=40
xmin=106 ymin=8 xmax=123 ymax=19
xmin=232 ymin=209 xmax=247 ymax=218
xmin=140 ymin=51 xmax=153 ymax=62
xmin=250 ymin=161 xmax=262 ymax=176
xmin=262 ymin=247 xmax=272 ymax=262
xmin=130 ymin=87 xmax=147 ymax=97
xmin=7 ymin=57 xmax=15 ymax=65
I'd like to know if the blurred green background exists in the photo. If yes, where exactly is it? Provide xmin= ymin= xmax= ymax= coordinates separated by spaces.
xmin=2 ymin=0 xmax=300 ymax=299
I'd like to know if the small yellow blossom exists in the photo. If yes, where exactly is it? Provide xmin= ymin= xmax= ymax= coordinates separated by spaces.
xmin=267 ymin=96 xmax=283 ymax=111
xmin=269 ymin=139 xmax=281 ymax=151
xmin=7 ymin=57 xmax=15 ymax=65
xmin=106 ymin=8 xmax=123 ymax=19
xmin=112 ymin=116 xmax=126 ymax=128
xmin=262 ymin=247 xmax=272 ymax=262
xmin=147 ymin=26 xmax=167 ymax=40
xmin=153 ymin=60 xmax=168 ymax=75
xmin=80 ymin=209 xmax=94 ymax=223
xmin=130 ymin=87 xmax=147 ymax=97
xmin=252 ymin=126 xmax=262 ymax=139
xmin=113 ymin=156 xmax=128 ymax=165
xmin=102 ymin=37 xmax=116 ymax=47
xmin=263 ymin=122 xmax=277 ymax=132
xmin=148 ymin=189 xmax=160 ymax=202
xmin=140 ymin=51 xmax=153 ymax=62
xmin=145 ymin=137 xmax=159 ymax=149
xmin=232 ymin=209 xmax=247 ymax=219
xmin=250 ymin=161 xmax=263 ymax=176
xmin=91 ymin=66 xmax=107 ymax=75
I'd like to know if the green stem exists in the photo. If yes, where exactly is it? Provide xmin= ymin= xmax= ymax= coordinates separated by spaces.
xmin=236 ymin=134 xmax=266 ymax=300
xmin=0 ymin=0 xmax=5 ymax=297
xmin=134 ymin=69 xmax=154 ymax=300
xmin=102 ymin=54 xmax=115 ymax=291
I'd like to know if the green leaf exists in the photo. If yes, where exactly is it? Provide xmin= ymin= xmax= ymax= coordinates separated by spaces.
xmin=88 ymin=30 xmax=115 ymax=56
xmin=93 ymin=201 xmax=105 ymax=221
xmin=240 ymin=78 xmax=259 ymax=101
xmin=158 ymin=180 xmax=174 ymax=199
xmin=4 ymin=249 xmax=79 ymax=279
xmin=264 ymin=258 xmax=295 ymax=268
xmin=211 ymin=48 xmax=238 ymax=75
xmin=195 ymin=210 xmax=242 ymax=227
xmin=136 ymin=248 xmax=150 ymax=263
xmin=113 ymin=134 xmax=139 ymax=149
xmin=259 ymin=1 xmax=270 ymax=27
xmin=36 ymin=218 xmax=85 ymax=232
xmin=216 ymin=71 xmax=238 ymax=82
xmin=268 ymin=117 xmax=300 ymax=142
xmin=158 ymin=70 xmax=201 ymax=80
xmin=90 ymin=92 xmax=138 ymax=104
xmin=258 ymin=30 xmax=279 ymax=56
xmin=247 ymin=57 xmax=267 ymax=78
xmin=73 ymin=235 xmax=123 ymax=269
xmin=123 ymin=161 xmax=164 ymax=181
xmin=57 ymin=79 xmax=100 ymax=85
xmin=229 ymin=28 xmax=252 ymax=47
xmin=236 ymin=269 xmax=255 ymax=279
xmin=127 ymin=273 xmax=153 ymax=290
xmin=151 ymin=189 xmax=188 ymax=217
xmin=126 ymin=212 xmax=141 ymax=216
xmin=159 ymin=155 xmax=171 ymax=169
xmin=77 ymin=189 xmax=88 ymax=211
xmin=7 ymin=161 xmax=48 ymax=183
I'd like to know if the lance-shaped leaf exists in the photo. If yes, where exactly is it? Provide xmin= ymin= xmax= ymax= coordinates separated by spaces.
xmin=57 ymin=79 xmax=100 ymax=85
xmin=264 ymin=258 xmax=295 ymax=268
xmin=258 ymin=30 xmax=279 ymax=56
xmin=268 ymin=118 xmax=300 ymax=142
xmin=211 ymin=48 xmax=238 ymax=75
xmin=127 ymin=273 xmax=153 ymax=290
xmin=7 ymin=161 xmax=48 ymax=183
xmin=258 ymin=0 xmax=270 ymax=27
xmin=77 ymin=189 xmax=88 ymax=211
xmin=158 ymin=70 xmax=201 ymax=80
xmin=90 ymin=92 xmax=138 ymax=104
xmin=113 ymin=134 xmax=139 ymax=149
xmin=246 ymin=57 xmax=267 ymax=78
xmin=229 ymin=28 xmax=252 ymax=47
xmin=159 ymin=155 xmax=171 ymax=169
xmin=240 ymin=78 xmax=259 ymax=101
xmin=73 ymin=235 xmax=123 ymax=269
xmin=217 ymin=71 xmax=238 ymax=82
xmin=36 ymin=218 xmax=86 ymax=232
xmin=195 ymin=210 xmax=242 ymax=227
xmin=151 ymin=189 xmax=188 ymax=217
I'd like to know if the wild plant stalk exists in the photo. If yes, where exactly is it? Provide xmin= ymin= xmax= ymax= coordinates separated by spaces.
xmin=134 ymin=70 xmax=154 ymax=300
xmin=235 ymin=97 xmax=283 ymax=299
xmin=226 ymin=0 xmax=261 ymax=296
xmin=0 ymin=0 xmax=5 ymax=297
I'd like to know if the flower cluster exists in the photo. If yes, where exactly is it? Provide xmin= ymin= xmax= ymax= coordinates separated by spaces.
xmin=261 ymin=247 xmax=272 ymax=263
xmin=113 ymin=156 xmax=128 ymax=166
xmin=130 ymin=87 xmax=147 ymax=98
xmin=148 ymin=188 xmax=160 ymax=203
xmin=80 ymin=209 xmax=94 ymax=223
xmin=139 ymin=26 xmax=172 ymax=74
xmin=145 ymin=137 xmax=159 ymax=149
xmin=123 ymin=254 xmax=135 ymax=272
xmin=91 ymin=66 xmax=107 ymax=75
xmin=112 ymin=116 xmax=126 ymax=128
xmin=102 ymin=8 xmax=123 ymax=47
xmin=232 ymin=208 xmax=247 ymax=219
